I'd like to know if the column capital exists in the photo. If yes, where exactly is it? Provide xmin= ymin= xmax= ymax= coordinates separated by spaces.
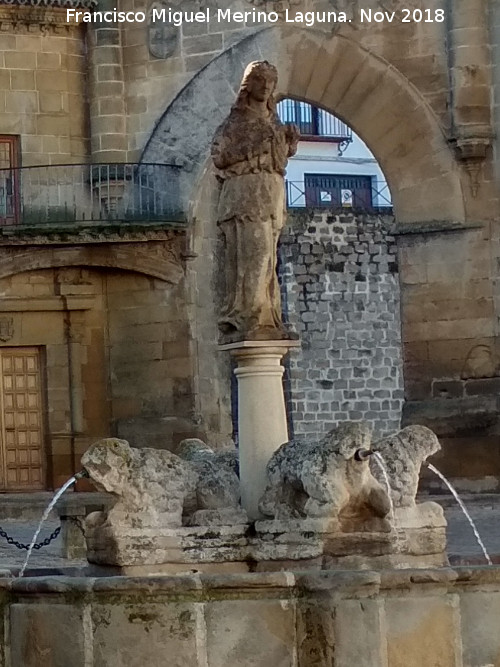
xmin=219 ymin=339 xmax=300 ymax=354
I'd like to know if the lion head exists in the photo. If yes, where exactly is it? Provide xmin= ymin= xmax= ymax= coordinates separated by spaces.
xmin=81 ymin=438 xmax=133 ymax=495
xmin=320 ymin=421 xmax=372 ymax=460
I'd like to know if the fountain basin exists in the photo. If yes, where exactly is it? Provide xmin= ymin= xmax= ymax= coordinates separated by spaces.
xmin=82 ymin=502 xmax=447 ymax=574
xmin=1 ymin=566 xmax=499 ymax=666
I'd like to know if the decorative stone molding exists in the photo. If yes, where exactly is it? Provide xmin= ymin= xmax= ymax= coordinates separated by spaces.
xmin=0 ymin=239 xmax=185 ymax=284
xmin=0 ymin=4 xmax=82 ymax=31
xmin=148 ymin=1 xmax=180 ymax=59
xmin=450 ymin=129 xmax=493 ymax=198
xmin=244 ymin=0 xmax=301 ymax=17
xmin=0 ymin=0 xmax=95 ymax=6
xmin=242 ymin=0 xmax=419 ymax=19
xmin=0 ymin=227 xmax=185 ymax=246
xmin=0 ymin=296 xmax=94 ymax=312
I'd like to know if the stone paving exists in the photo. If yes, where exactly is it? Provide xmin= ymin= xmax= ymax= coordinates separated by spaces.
xmin=0 ymin=495 xmax=499 ymax=571
xmin=0 ymin=519 xmax=85 ymax=571
xmin=438 ymin=495 xmax=500 ymax=565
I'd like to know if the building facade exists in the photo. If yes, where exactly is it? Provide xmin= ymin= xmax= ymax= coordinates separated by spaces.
xmin=278 ymin=98 xmax=392 ymax=210
xmin=0 ymin=0 xmax=497 ymax=492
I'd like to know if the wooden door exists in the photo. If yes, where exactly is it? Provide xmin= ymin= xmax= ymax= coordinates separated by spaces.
xmin=0 ymin=348 xmax=45 ymax=491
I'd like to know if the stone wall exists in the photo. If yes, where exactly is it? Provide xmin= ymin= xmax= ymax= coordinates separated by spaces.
xmin=3 ymin=567 xmax=500 ymax=667
xmin=106 ymin=270 xmax=200 ymax=449
xmin=281 ymin=209 xmax=403 ymax=439
xmin=0 ymin=231 xmax=203 ymax=489
xmin=398 ymin=225 xmax=500 ymax=491
xmin=0 ymin=14 xmax=88 ymax=165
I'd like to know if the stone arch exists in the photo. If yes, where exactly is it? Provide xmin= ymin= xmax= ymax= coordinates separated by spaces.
xmin=142 ymin=26 xmax=465 ymax=224
xmin=0 ymin=244 xmax=183 ymax=283
xmin=141 ymin=25 xmax=467 ymax=444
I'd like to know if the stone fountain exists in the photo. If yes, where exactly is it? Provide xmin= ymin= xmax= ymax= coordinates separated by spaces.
xmin=80 ymin=61 xmax=446 ymax=576
xmin=80 ymin=422 xmax=446 ymax=575
xmin=3 ymin=61 xmax=498 ymax=667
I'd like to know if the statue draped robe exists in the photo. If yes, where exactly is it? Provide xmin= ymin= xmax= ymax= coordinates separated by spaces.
xmin=212 ymin=108 xmax=296 ymax=340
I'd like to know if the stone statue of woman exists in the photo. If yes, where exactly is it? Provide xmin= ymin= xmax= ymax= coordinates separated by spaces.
xmin=211 ymin=61 xmax=299 ymax=342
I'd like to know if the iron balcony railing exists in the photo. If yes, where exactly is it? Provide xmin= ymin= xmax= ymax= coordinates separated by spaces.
xmin=285 ymin=179 xmax=393 ymax=212
xmin=277 ymin=99 xmax=353 ymax=143
xmin=0 ymin=162 xmax=185 ymax=227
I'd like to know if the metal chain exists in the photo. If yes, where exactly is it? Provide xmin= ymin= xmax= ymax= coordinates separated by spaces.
xmin=0 ymin=525 xmax=61 ymax=551
xmin=70 ymin=517 xmax=86 ymax=536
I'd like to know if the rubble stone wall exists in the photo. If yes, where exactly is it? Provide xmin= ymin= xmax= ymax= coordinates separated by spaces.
xmin=280 ymin=209 xmax=403 ymax=439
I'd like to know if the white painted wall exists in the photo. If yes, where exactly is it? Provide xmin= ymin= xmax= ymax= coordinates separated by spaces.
xmin=285 ymin=133 xmax=392 ymax=208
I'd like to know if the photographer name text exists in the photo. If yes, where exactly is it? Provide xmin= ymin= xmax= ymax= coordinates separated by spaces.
xmin=66 ymin=7 xmax=446 ymax=27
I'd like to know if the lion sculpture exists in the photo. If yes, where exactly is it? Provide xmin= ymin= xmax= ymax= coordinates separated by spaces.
xmin=81 ymin=438 xmax=198 ymax=531
xmin=371 ymin=425 xmax=441 ymax=508
xmin=176 ymin=438 xmax=247 ymax=525
xmin=258 ymin=422 xmax=391 ymax=529
xmin=81 ymin=437 xmax=247 ymax=534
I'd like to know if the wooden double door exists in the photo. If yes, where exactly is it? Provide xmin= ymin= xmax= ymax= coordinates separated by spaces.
xmin=0 ymin=348 xmax=45 ymax=491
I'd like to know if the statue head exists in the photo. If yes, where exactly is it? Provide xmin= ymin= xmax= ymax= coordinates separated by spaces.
xmin=234 ymin=61 xmax=278 ymax=114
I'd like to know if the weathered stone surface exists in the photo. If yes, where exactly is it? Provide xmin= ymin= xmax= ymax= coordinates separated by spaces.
xmin=82 ymin=438 xmax=198 ymax=530
xmin=372 ymin=425 xmax=441 ymax=507
xmin=385 ymin=596 xmax=463 ymax=667
xmin=460 ymin=592 xmax=500 ymax=667
xmin=7 ymin=567 xmax=500 ymax=665
xmin=402 ymin=397 xmax=499 ymax=437
xmin=394 ymin=502 xmax=446 ymax=529
xmin=92 ymin=601 xmax=199 ymax=667
xmin=205 ymin=600 xmax=296 ymax=667
xmin=177 ymin=438 xmax=247 ymax=525
xmin=10 ymin=603 xmax=87 ymax=667
xmin=86 ymin=523 xmax=250 ymax=567
xmin=212 ymin=61 xmax=299 ymax=342
xmin=259 ymin=422 xmax=391 ymax=529
xmin=334 ymin=599 xmax=387 ymax=667
xmin=391 ymin=503 xmax=447 ymax=562
xmin=296 ymin=598 xmax=335 ymax=667
xmin=283 ymin=210 xmax=403 ymax=440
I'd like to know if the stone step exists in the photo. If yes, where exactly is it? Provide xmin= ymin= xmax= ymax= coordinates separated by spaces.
xmin=0 ymin=492 xmax=109 ymax=522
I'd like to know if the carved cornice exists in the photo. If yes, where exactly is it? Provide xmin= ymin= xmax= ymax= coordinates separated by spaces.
xmin=0 ymin=238 xmax=185 ymax=283
xmin=0 ymin=0 xmax=95 ymax=7
xmin=0 ymin=225 xmax=185 ymax=246
xmin=0 ymin=1 xmax=95 ymax=30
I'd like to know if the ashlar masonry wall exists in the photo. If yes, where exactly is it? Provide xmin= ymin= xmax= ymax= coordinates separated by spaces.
xmin=281 ymin=210 xmax=403 ymax=439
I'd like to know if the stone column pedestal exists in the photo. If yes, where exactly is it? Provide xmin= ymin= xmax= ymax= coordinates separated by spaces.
xmin=220 ymin=340 xmax=300 ymax=520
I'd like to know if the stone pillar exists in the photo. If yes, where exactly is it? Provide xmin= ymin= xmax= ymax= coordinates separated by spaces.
xmin=87 ymin=1 xmax=127 ymax=164
xmin=220 ymin=340 xmax=299 ymax=521
xmin=66 ymin=309 xmax=84 ymax=436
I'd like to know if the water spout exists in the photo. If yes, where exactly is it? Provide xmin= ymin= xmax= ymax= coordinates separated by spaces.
xmin=354 ymin=448 xmax=373 ymax=461
xmin=426 ymin=463 xmax=492 ymax=566
xmin=18 ymin=475 xmax=78 ymax=578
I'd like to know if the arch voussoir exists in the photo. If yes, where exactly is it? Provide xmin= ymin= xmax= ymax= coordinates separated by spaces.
xmin=142 ymin=26 xmax=464 ymax=224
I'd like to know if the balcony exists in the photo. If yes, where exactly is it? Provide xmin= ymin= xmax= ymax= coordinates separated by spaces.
xmin=277 ymin=99 xmax=353 ymax=152
xmin=0 ymin=163 xmax=185 ymax=230
xmin=286 ymin=178 xmax=393 ymax=212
